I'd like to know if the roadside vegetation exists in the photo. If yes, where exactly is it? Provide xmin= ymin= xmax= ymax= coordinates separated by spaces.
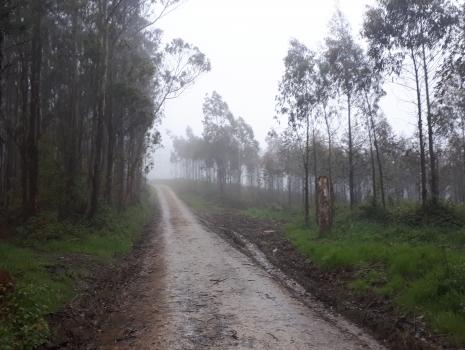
xmin=172 ymin=181 xmax=465 ymax=346
xmin=166 ymin=2 xmax=465 ymax=346
xmin=285 ymin=208 xmax=465 ymax=345
xmin=0 ymin=189 xmax=156 ymax=350
xmin=1 ymin=1 xmax=208 ymax=348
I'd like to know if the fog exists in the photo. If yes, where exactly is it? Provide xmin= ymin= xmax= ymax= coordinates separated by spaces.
xmin=151 ymin=0 xmax=418 ymax=179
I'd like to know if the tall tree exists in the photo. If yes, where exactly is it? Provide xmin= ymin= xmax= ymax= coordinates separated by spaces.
xmin=277 ymin=39 xmax=317 ymax=225
xmin=325 ymin=10 xmax=364 ymax=209
xmin=363 ymin=0 xmax=457 ymax=205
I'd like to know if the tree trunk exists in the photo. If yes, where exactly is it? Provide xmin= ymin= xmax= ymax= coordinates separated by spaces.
xmin=61 ymin=5 xmax=80 ymax=219
xmin=312 ymin=125 xmax=318 ymax=219
xmin=412 ymin=50 xmax=428 ymax=206
xmin=365 ymin=92 xmax=386 ymax=209
xmin=347 ymin=93 xmax=355 ymax=209
xmin=20 ymin=51 xmax=28 ymax=212
xmin=104 ymin=53 xmax=114 ymax=204
xmin=368 ymin=119 xmax=377 ymax=205
xmin=317 ymin=176 xmax=333 ymax=234
xmin=323 ymin=104 xmax=334 ymax=214
xmin=27 ymin=0 xmax=42 ymax=217
xmin=304 ymin=114 xmax=310 ymax=226
xmin=88 ymin=0 xmax=109 ymax=219
xmin=461 ymin=114 xmax=465 ymax=203
xmin=370 ymin=115 xmax=386 ymax=209
xmin=421 ymin=41 xmax=438 ymax=203
xmin=287 ymin=173 xmax=292 ymax=208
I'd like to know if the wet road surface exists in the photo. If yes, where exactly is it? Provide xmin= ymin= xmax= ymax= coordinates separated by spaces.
xmin=101 ymin=185 xmax=385 ymax=349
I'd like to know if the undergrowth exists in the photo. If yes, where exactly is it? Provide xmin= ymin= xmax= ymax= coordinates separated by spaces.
xmin=283 ymin=208 xmax=465 ymax=345
xmin=0 ymin=188 xmax=156 ymax=349
xmin=174 ymin=183 xmax=465 ymax=346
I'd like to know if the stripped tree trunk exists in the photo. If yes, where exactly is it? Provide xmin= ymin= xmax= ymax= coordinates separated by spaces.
xmin=317 ymin=176 xmax=333 ymax=234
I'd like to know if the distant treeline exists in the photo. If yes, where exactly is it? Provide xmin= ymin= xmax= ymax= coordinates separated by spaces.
xmin=171 ymin=0 xmax=465 ymax=224
xmin=0 ymin=0 xmax=209 ymax=221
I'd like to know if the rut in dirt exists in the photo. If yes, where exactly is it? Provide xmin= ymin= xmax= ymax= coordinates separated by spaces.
xmin=98 ymin=185 xmax=385 ymax=350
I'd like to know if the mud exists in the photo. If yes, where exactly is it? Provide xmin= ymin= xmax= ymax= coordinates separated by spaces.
xmin=93 ymin=185 xmax=381 ymax=349
xmin=189 ymin=198 xmax=456 ymax=350
xmin=41 ymin=205 xmax=164 ymax=350
xmin=45 ymin=185 xmax=392 ymax=349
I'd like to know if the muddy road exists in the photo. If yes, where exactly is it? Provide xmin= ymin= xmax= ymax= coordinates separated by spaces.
xmin=97 ymin=186 xmax=385 ymax=349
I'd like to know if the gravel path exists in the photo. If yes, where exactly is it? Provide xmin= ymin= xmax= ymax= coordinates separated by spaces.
xmin=98 ymin=185 xmax=384 ymax=349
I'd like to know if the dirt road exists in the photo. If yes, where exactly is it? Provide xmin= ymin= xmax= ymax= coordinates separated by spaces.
xmin=98 ymin=186 xmax=385 ymax=349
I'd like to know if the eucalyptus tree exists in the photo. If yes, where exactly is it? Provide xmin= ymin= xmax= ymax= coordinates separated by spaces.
xmin=325 ymin=10 xmax=365 ymax=209
xmin=0 ymin=0 xmax=209 ymax=222
xmin=314 ymin=56 xmax=337 ymax=186
xmin=276 ymin=39 xmax=317 ymax=225
xmin=358 ymin=61 xmax=387 ymax=208
xmin=413 ymin=0 xmax=456 ymax=203
xmin=172 ymin=99 xmax=259 ymax=192
xmin=262 ymin=131 xmax=285 ymax=194
xmin=202 ymin=91 xmax=237 ymax=194
xmin=278 ymin=127 xmax=304 ymax=207
xmin=235 ymin=117 xmax=260 ymax=187
xmin=363 ymin=0 xmax=457 ymax=205
xmin=436 ymin=3 xmax=465 ymax=200
xmin=363 ymin=1 xmax=427 ymax=205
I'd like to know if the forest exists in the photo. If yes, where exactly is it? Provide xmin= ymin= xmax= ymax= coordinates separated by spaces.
xmin=0 ymin=0 xmax=209 ymax=221
xmin=171 ymin=1 xmax=465 ymax=224
xmin=168 ymin=2 xmax=465 ymax=346
xmin=0 ymin=0 xmax=210 ymax=348
xmin=2 ymin=0 xmax=465 ymax=349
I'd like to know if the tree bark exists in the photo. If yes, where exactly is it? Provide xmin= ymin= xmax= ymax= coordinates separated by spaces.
xmin=322 ymin=104 xmax=335 ymax=214
xmin=367 ymin=119 xmax=377 ymax=205
xmin=421 ymin=41 xmax=439 ymax=203
xmin=88 ymin=0 xmax=109 ymax=219
xmin=61 ymin=4 xmax=80 ymax=219
xmin=27 ymin=0 xmax=42 ymax=217
xmin=347 ymin=93 xmax=355 ymax=209
xmin=312 ymin=124 xmax=318 ymax=219
xmin=364 ymin=92 xmax=386 ymax=209
xmin=412 ymin=50 xmax=428 ymax=206
xmin=104 ymin=53 xmax=114 ymax=204
xmin=304 ymin=114 xmax=310 ymax=226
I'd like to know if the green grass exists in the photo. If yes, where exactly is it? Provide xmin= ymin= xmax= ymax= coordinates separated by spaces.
xmin=179 ymin=190 xmax=223 ymax=214
xmin=283 ymin=213 xmax=465 ymax=345
xmin=248 ymin=206 xmax=465 ymax=344
xmin=244 ymin=207 xmax=301 ymax=222
xmin=0 ymin=188 xmax=156 ymax=350
xmin=175 ymin=185 xmax=465 ymax=345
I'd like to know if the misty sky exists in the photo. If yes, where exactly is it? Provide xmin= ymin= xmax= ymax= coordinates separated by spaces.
xmin=151 ymin=0 xmax=416 ymax=179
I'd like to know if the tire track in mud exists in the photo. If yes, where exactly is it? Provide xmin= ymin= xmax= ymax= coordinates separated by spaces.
xmin=92 ymin=185 xmax=386 ymax=349
xmin=101 ymin=185 xmax=383 ymax=350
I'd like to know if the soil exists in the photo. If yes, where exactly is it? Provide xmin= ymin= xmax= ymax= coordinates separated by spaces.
xmin=41 ymin=185 xmax=459 ymax=349
xmin=43 ymin=186 xmax=385 ymax=349
xmin=190 ymin=201 xmax=458 ymax=350
xmin=40 ymin=203 xmax=164 ymax=349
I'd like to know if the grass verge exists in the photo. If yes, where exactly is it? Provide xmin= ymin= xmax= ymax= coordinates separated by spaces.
xmin=0 ymin=188 xmax=156 ymax=350
xmin=284 ymin=215 xmax=465 ymax=345
xmin=176 ymin=186 xmax=465 ymax=346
